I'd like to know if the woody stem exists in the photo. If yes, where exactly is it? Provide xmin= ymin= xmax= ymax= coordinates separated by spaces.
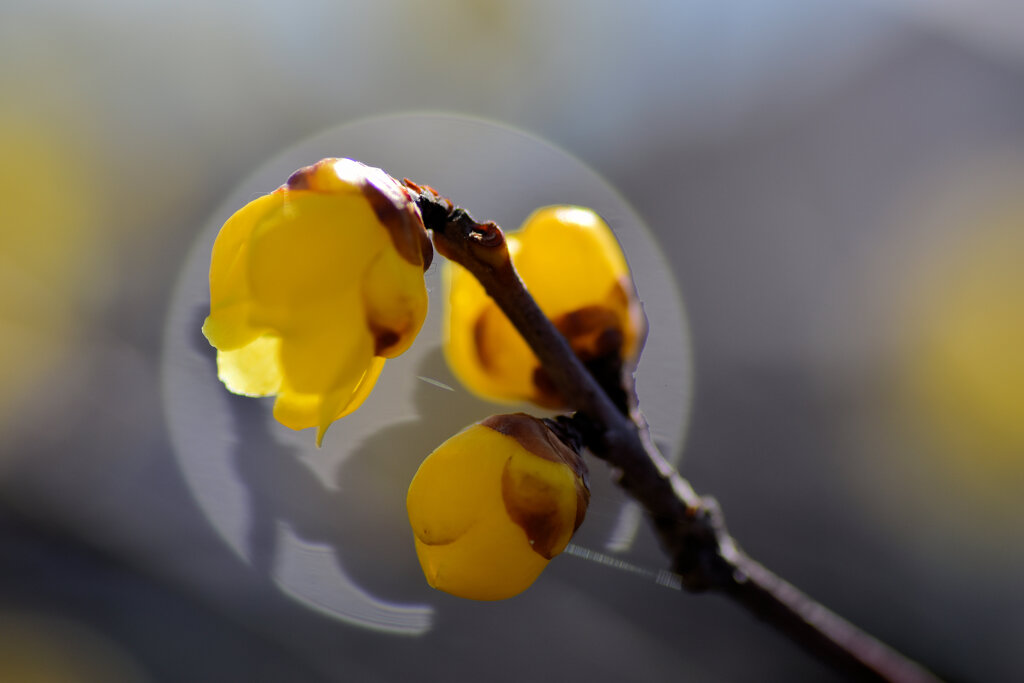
xmin=413 ymin=190 xmax=940 ymax=683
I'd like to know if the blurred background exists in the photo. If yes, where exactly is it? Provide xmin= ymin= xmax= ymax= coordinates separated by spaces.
xmin=2 ymin=1 xmax=1023 ymax=681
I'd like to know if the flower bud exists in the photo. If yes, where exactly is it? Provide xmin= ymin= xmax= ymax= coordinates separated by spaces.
xmin=202 ymin=158 xmax=432 ymax=445
xmin=444 ymin=206 xmax=644 ymax=407
xmin=406 ymin=413 xmax=589 ymax=600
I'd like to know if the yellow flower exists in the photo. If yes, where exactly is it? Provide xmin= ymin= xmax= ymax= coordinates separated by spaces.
xmin=444 ymin=206 xmax=644 ymax=408
xmin=202 ymin=158 xmax=432 ymax=445
xmin=407 ymin=413 xmax=589 ymax=601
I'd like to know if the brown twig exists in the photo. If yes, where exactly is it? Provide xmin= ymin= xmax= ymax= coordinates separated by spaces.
xmin=413 ymin=187 xmax=942 ymax=683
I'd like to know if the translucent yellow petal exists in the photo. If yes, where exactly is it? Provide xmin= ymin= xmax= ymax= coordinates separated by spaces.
xmin=407 ymin=425 xmax=514 ymax=545
xmin=315 ymin=356 xmax=387 ymax=446
xmin=204 ymin=195 xmax=282 ymax=351
xmin=442 ymin=205 xmax=643 ymax=407
xmin=209 ymin=195 xmax=274 ymax=308
xmin=202 ymin=303 xmax=257 ymax=352
xmin=271 ymin=294 xmax=378 ymax=442
xmin=442 ymin=262 xmax=536 ymax=403
xmin=246 ymin=192 xmax=386 ymax=319
xmin=362 ymin=245 xmax=429 ymax=359
xmin=332 ymin=356 xmax=386 ymax=421
xmin=407 ymin=421 xmax=582 ymax=600
xmin=271 ymin=390 xmax=319 ymax=432
xmin=271 ymin=356 xmax=386 ymax=442
xmin=214 ymin=334 xmax=282 ymax=396
xmin=276 ymin=291 xmax=372 ymax=395
xmin=203 ymin=159 xmax=430 ymax=444
xmin=470 ymin=304 xmax=539 ymax=397
xmin=413 ymin=524 xmax=549 ymax=601
xmin=502 ymin=446 xmax=580 ymax=558
xmin=408 ymin=424 xmax=550 ymax=600
xmin=512 ymin=206 xmax=627 ymax=317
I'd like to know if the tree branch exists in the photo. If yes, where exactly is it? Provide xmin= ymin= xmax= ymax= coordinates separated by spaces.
xmin=413 ymin=189 xmax=941 ymax=683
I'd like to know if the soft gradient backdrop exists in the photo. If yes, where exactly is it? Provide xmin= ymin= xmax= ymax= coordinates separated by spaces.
xmin=2 ymin=1 xmax=1023 ymax=681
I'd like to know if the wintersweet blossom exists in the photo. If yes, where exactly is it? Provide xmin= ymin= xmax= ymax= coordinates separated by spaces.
xmin=202 ymin=158 xmax=432 ymax=445
xmin=407 ymin=413 xmax=589 ymax=600
xmin=443 ymin=206 xmax=644 ymax=408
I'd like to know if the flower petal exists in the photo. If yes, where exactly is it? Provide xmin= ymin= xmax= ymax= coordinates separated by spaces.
xmin=203 ymin=158 xmax=430 ymax=444
xmin=511 ymin=206 xmax=629 ymax=317
xmin=362 ymin=245 xmax=429 ymax=358
xmin=246 ymin=192 xmax=384 ymax=320
xmin=277 ymin=301 xmax=374 ymax=396
xmin=407 ymin=424 xmax=513 ymax=547
xmin=501 ymin=447 xmax=580 ymax=559
xmin=203 ymin=195 xmax=280 ymax=351
xmin=316 ymin=355 xmax=386 ymax=446
xmin=407 ymin=415 xmax=588 ymax=600
xmin=214 ymin=334 xmax=282 ymax=396
xmin=413 ymin=520 xmax=550 ymax=601
xmin=445 ymin=261 xmax=539 ymax=403
xmin=271 ymin=390 xmax=319 ymax=432
xmin=443 ymin=205 xmax=643 ymax=407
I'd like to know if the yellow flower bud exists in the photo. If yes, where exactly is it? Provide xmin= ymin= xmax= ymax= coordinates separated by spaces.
xmin=443 ymin=206 xmax=644 ymax=407
xmin=202 ymin=158 xmax=432 ymax=445
xmin=407 ymin=413 xmax=589 ymax=601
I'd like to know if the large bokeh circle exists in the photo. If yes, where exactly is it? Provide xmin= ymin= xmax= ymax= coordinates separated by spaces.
xmin=161 ymin=113 xmax=693 ymax=633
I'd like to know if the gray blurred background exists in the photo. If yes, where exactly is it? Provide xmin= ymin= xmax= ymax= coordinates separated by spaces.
xmin=2 ymin=1 xmax=1024 ymax=681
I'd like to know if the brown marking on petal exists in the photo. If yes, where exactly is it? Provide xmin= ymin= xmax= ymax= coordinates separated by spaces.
xmin=553 ymin=305 xmax=624 ymax=361
xmin=472 ymin=313 xmax=491 ymax=371
xmin=608 ymin=278 xmax=631 ymax=308
xmin=472 ymin=309 xmax=499 ymax=372
xmin=285 ymin=158 xmax=339 ymax=191
xmin=491 ymin=415 xmax=591 ymax=558
xmin=556 ymin=305 xmax=619 ymax=339
xmin=361 ymin=181 xmax=434 ymax=271
xmin=369 ymin=323 xmax=401 ymax=356
xmin=281 ymin=159 xmax=434 ymax=270
xmin=473 ymin=311 xmax=566 ymax=406
xmin=481 ymin=414 xmax=584 ymax=476
xmin=572 ymin=482 xmax=588 ymax=534
xmin=611 ymin=276 xmax=648 ymax=360
xmin=501 ymin=463 xmax=566 ymax=559
xmin=595 ymin=327 xmax=625 ymax=357
xmin=419 ymin=229 xmax=434 ymax=270
xmin=286 ymin=167 xmax=314 ymax=190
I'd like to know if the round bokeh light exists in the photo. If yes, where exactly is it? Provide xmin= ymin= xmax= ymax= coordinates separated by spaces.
xmin=161 ymin=113 xmax=693 ymax=634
